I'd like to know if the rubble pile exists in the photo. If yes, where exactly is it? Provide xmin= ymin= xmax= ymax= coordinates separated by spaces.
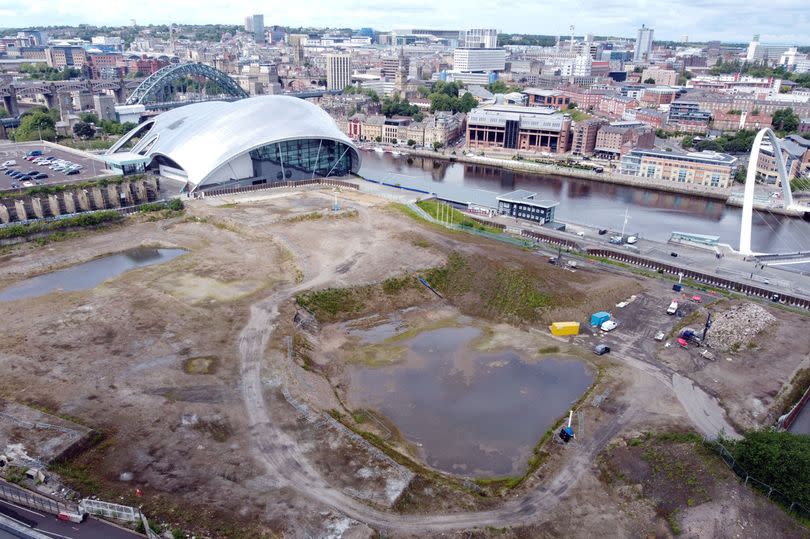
xmin=705 ymin=302 xmax=776 ymax=352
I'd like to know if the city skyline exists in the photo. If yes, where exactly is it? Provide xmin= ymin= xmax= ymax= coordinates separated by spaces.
xmin=1 ymin=0 xmax=810 ymax=45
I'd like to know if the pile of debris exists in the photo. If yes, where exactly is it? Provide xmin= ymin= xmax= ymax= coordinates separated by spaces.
xmin=705 ymin=302 xmax=776 ymax=352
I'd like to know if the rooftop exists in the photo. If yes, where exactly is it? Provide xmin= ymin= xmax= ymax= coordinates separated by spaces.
xmin=497 ymin=190 xmax=559 ymax=207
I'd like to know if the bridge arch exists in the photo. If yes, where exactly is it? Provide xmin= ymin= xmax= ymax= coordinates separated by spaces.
xmin=125 ymin=62 xmax=248 ymax=105
xmin=739 ymin=128 xmax=795 ymax=256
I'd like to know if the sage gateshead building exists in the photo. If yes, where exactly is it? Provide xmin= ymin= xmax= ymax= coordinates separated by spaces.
xmin=103 ymin=96 xmax=361 ymax=192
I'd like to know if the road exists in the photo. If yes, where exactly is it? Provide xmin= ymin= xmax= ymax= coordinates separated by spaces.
xmin=0 ymin=486 xmax=140 ymax=539
xmin=236 ymin=193 xmax=742 ymax=532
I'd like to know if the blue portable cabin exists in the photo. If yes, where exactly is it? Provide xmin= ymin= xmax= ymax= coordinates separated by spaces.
xmin=590 ymin=311 xmax=610 ymax=327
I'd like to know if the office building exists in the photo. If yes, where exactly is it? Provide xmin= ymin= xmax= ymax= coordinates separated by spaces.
xmin=326 ymin=53 xmax=352 ymax=91
xmin=620 ymin=149 xmax=737 ymax=188
xmin=466 ymin=104 xmax=572 ymax=154
xmin=641 ymin=67 xmax=677 ymax=85
xmin=522 ymin=89 xmax=570 ymax=109
xmin=461 ymin=29 xmax=498 ymax=49
xmin=244 ymin=14 xmax=265 ymax=43
xmin=571 ymin=118 xmax=607 ymax=155
xmin=633 ymin=25 xmax=654 ymax=63
xmin=496 ymin=190 xmax=558 ymax=224
xmin=453 ymin=48 xmax=507 ymax=72
xmin=45 ymin=46 xmax=87 ymax=69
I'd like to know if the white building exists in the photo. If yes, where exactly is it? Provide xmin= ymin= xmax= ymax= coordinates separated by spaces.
xmin=461 ymin=29 xmax=498 ymax=49
xmin=745 ymin=34 xmax=789 ymax=65
xmin=453 ymin=47 xmax=507 ymax=72
xmin=326 ymin=53 xmax=352 ymax=91
xmin=633 ymin=25 xmax=654 ymax=63
xmin=560 ymin=55 xmax=592 ymax=77
xmin=780 ymin=47 xmax=810 ymax=74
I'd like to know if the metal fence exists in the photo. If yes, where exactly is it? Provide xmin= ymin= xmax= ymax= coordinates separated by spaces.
xmin=0 ymin=480 xmax=78 ymax=515
xmin=79 ymin=498 xmax=142 ymax=521
xmin=707 ymin=440 xmax=810 ymax=520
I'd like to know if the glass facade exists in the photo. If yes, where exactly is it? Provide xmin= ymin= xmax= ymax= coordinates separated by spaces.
xmin=248 ymin=138 xmax=356 ymax=181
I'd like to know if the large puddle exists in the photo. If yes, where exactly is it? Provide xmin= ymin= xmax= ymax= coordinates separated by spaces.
xmin=347 ymin=324 xmax=594 ymax=477
xmin=0 ymin=248 xmax=186 ymax=301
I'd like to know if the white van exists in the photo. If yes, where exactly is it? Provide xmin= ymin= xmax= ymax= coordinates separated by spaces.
xmin=626 ymin=235 xmax=638 ymax=244
xmin=601 ymin=320 xmax=618 ymax=332
xmin=666 ymin=301 xmax=678 ymax=315
xmin=1 ymin=160 xmax=16 ymax=167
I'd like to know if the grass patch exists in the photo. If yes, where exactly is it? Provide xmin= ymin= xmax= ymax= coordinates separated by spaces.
xmin=296 ymin=287 xmax=364 ymax=318
xmin=778 ymin=367 xmax=810 ymax=416
xmin=345 ymin=342 xmax=407 ymax=367
xmin=49 ymin=462 xmax=101 ymax=493
xmin=382 ymin=275 xmax=418 ymax=295
xmin=416 ymin=199 xmax=503 ymax=234
xmin=0 ymin=210 xmax=122 ymax=240
xmin=537 ymin=345 xmax=560 ymax=354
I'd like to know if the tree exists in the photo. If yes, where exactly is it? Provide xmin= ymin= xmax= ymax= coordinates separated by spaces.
xmin=643 ymin=77 xmax=656 ymax=84
xmin=567 ymin=102 xmax=578 ymax=110
xmin=728 ymin=431 xmax=810 ymax=508
xmin=734 ymin=166 xmax=747 ymax=183
xmin=14 ymin=110 xmax=56 ymax=141
xmin=772 ymin=108 xmax=800 ymax=134
xmin=79 ymin=112 xmax=99 ymax=124
xmin=412 ymin=112 xmax=424 ymax=122
xmin=73 ymin=121 xmax=95 ymax=139
xmin=681 ymin=135 xmax=694 ymax=149
xmin=0 ymin=108 xmax=8 ymax=119
xmin=432 ymin=141 xmax=444 ymax=151
xmin=374 ymin=136 xmax=382 ymax=143
xmin=407 ymin=139 xmax=416 ymax=146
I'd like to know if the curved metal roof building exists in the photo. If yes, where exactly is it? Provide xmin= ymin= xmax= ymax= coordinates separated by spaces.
xmin=105 ymin=96 xmax=361 ymax=191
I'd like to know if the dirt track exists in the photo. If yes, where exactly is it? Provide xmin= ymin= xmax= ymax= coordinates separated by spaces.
xmin=0 ymin=187 xmax=802 ymax=537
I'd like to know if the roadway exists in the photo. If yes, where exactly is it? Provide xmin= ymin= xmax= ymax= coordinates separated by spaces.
xmin=0 ymin=496 xmax=141 ymax=539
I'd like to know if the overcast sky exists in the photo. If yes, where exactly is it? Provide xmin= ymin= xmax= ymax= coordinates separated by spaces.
xmin=2 ymin=0 xmax=809 ymax=44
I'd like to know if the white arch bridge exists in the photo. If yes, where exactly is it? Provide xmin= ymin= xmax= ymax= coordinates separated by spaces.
xmin=739 ymin=128 xmax=809 ymax=263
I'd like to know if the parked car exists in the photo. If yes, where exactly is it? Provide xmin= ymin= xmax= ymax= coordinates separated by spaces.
xmin=34 ymin=173 xmax=48 ymax=179
xmin=26 ymin=150 xmax=43 ymax=157
xmin=667 ymin=301 xmax=679 ymax=315
xmin=691 ymin=295 xmax=702 ymax=303
xmin=670 ymin=252 xmax=678 ymax=257
xmin=594 ymin=344 xmax=611 ymax=355
xmin=609 ymin=236 xmax=623 ymax=244
xmin=598 ymin=228 xmax=608 ymax=235
xmin=601 ymin=320 xmax=618 ymax=332
xmin=66 ymin=169 xmax=80 ymax=175
xmin=626 ymin=235 xmax=638 ymax=244
xmin=1 ymin=160 xmax=16 ymax=167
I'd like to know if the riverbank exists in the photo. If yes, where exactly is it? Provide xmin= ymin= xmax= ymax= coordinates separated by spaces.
xmin=395 ymin=148 xmax=806 ymax=218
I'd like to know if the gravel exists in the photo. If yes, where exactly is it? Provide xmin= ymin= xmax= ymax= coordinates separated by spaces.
xmin=705 ymin=303 xmax=776 ymax=352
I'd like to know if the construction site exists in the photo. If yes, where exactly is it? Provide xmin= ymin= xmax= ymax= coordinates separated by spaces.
xmin=0 ymin=183 xmax=808 ymax=538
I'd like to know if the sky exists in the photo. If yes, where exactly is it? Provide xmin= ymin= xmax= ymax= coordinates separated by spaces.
xmin=1 ymin=0 xmax=809 ymax=44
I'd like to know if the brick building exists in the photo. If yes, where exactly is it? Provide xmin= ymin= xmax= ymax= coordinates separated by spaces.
xmin=466 ymin=104 xmax=572 ymax=154
xmin=570 ymin=118 xmax=607 ymax=155
xmin=522 ymin=88 xmax=570 ymax=109
xmin=594 ymin=122 xmax=655 ymax=159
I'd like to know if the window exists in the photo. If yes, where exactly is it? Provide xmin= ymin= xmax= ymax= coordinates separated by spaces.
xmin=710 ymin=173 xmax=720 ymax=187
xmin=678 ymin=169 xmax=687 ymax=182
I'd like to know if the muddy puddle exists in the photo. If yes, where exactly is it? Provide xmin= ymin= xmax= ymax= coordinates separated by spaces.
xmin=0 ymin=247 xmax=186 ymax=301
xmin=347 ymin=323 xmax=593 ymax=477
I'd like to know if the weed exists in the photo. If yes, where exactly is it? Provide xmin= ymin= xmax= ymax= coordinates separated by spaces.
xmin=192 ymin=418 xmax=234 ymax=443
xmin=537 ymin=345 xmax=560 ymax=354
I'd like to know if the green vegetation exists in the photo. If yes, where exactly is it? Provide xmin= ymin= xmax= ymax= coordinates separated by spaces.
xmin=416 ymin=199 xmax=502 ymax=234
xmin=497 ymin=33 xmax=556 ymax=47
xmin=0 ymin=211 xmax=122 ymax=240
xmin=19 ymin=63 xmax=81 ymax=81
xmin=682 ymin=130 xmax=758 ymax=153
xmin=11 ymin=107 xmax=59 ymax=142
xmin=710 ymin=59 xmax=810 ymax=89
xmin=381 ymin=94 xmax=423 ymax=121
xmin=139 ymin=199 xmax=185 ymax=213
xmin=49 ymin=462 xmax=100 ymax=493
xmin=643 ymin=77 xmax=656 ymax=84
xmin=772 ymin=108 xmax=801 ymax=134
xmin=72 ymin=121 xmax=95 ymax=139
xmin=418 ymin=81 xmax=477 ymax=114
xmin=381 ymin=275 xmax=418 ymax=295
xmin=566 ymin=104 xmax=590 ymax=122
xmin=296 ymin=287 xmax=364 ymax=317
xmin=722 ymin=430 xmax=810 ymax=509
xmin=343 ymin=85 xmax=381 ymax=102
xmin=1 ymin=176 xmax=139 ymax=199
xmin=422 ymin=252 xmax=551 ymax=321
xmin=791 ymin=177 xmax=810 ymax=192
xmin=486 ymin=80 xmax=521 ymax=94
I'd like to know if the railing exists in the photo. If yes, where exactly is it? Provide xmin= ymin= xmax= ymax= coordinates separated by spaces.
xmin=0 ymin=480 xmax=79 ymax=515
xmin=586 ymin=248 xmax=810 ymax=311
xmin=707 ymin=439 xmax=810 ymax=520
xmin=79 ymin=498 xmax=141 ymax=521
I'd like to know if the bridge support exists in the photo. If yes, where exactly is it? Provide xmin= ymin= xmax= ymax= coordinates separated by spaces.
xmin=2 ymin=89 xmax=19 ymax=117
xmin=114 ymin=78 xmax=127 ymax=104
xmin=739 ymin=128 xmax=795 ymax=256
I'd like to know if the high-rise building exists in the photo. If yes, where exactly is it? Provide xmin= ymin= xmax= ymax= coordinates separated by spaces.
xmin=633 ymin=24 xmax=654 ymax=63
xmin=326 ymin=53 xmax=351 ymax=91
xmin=245 ymin=14 xmax=265 ymax=43
xmin=453 ymin=48 xmax=507 ymax=72
xmin=461 ymin=29 xmax=498 ymax=49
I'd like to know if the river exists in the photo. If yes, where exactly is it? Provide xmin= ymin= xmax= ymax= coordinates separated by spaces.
xmin=359 ymin=152 xmax=810 ymax=255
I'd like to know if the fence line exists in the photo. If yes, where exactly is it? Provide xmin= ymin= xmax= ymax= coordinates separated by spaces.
xmin=200 ymin=178 xmax=359 ymax=198
xmin=0 ymin=480 xmax=78 ymax=515
xmin=707 ymin=440 xmax=810 ymax=520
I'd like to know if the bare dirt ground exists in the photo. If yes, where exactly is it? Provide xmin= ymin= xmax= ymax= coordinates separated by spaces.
xmin=0 ymin=186 xmax=806 ymax=538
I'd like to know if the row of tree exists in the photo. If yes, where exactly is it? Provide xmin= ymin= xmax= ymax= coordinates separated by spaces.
xmin=709 ymin=60 xmax=810 ymax=89
xmin=20 ymin=63 xmax=82 ymax=81
xmin=381 ymin=95 xmax=423 ymax=122
xmin=417 ymin=81 xmax=478 ymax=114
